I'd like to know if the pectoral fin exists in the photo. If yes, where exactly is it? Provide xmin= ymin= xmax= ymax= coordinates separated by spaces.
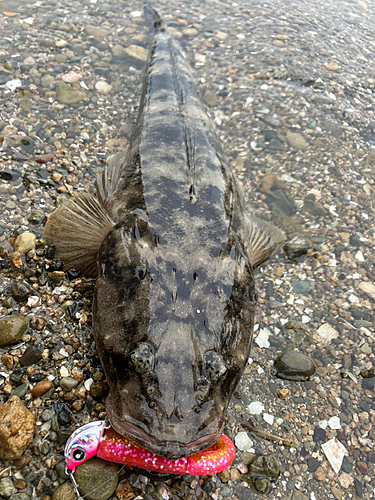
xmin=44 ymin=193 xmax=115 ymax=278
xmin=245 ymin=215 xmax=285 ymax=269
xmin=96 ymin=147 xmax=128 ymax=211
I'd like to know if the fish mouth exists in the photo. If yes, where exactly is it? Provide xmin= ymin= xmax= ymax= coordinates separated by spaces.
xmin=105 ymin=395 xmax=222 ymax=460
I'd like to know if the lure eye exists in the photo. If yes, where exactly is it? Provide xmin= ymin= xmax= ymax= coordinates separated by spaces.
xmin=72 ymin=447 xmax=86 ymax=462
xmin=130 ymin=342 xmax=155 ymax=374
xmin=203 ymin=351 xmax=227 ymax=383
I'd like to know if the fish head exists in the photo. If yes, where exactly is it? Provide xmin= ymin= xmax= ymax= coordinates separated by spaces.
xmin=93 ymin=222 xmax=256 ymax=459
xmin=64 ymin=420 xmax=105 ymax=472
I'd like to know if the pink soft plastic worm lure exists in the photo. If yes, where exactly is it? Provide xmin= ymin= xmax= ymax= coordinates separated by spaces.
xmin=65 ymin=421 xmax=235 ymax=476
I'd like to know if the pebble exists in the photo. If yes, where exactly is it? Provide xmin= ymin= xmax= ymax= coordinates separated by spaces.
xmin=203 ymin=90 xmax=220 ymax=107
xmin=124 ymin=45 xmax=148 ymax=64
xmin=322 ymin=438 xmax=347 ymax=474
xmin=13 ymin=233 xmax=36 ymax=254
xmin=9 ymin=252 xmax=23 ymax=269
xmin=84 ymin=25 xmax=109 ymax=38
xmin=115 ymin=478 xmax=134 ymax=500
xmin=55 ymin=82 xmax=86 ymax=105
xmin=358 ymin=281 xmax=375 ymax=300
xmin=234 ymin=431 xmax=253 ymax=451
xmin=19 ymin=346 xmax=43 ymax=366
xmin=0 ymin=478 xmax=17 ymax=498
xmin=291 ymin=281 xmax=312 ymax=294
xmin=286 ymin=132 xmax=308 ymax=151
xmin=32 ymin=380 xmax=52 ymax=397
xmin=314 ymin=323 xmax=339 ymax=344
xmin=95 ymin=81 xmax=112 ymax=94
xmin=0 ymin=314 xmax=28 ymax=347
xmin=326 ymin=62 xmax=339 ymax=71
xmin=0 ymin=396 xmax=36 ymax=460
xmin=60 ymin=376 xmax=78 ymax=391
xmin=273 ymin=350 xmax=315 ymax=381
xmin=74 ymin=458 xmax=120 ymax=500
xmin=51 ymin=481 xmax=76 ymax=500
xmin=248 ymin=401 xmax=264 ymax=414
xmin=11 ymin=281 xmax=31 ymax=302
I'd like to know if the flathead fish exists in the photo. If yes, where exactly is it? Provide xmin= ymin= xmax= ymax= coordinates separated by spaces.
xmin=44 ymin=8 xmax=284 ymax=460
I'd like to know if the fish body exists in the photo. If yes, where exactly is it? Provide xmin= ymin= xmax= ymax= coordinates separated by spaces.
xmin=45 ymin=8 xmax=283 ymax=461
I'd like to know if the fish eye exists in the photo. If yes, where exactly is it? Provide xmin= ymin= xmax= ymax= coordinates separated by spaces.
xmin=203 ymin=351 xmax=227 ymax=383
xmin=130 ymin=342 xmax=155 ymax=374
xmin=72 ymin=447 xmax=86 ymax=462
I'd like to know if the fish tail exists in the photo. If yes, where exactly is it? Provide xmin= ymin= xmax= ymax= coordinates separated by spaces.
xmin=142 ymin=5 xmax=164 ymax=32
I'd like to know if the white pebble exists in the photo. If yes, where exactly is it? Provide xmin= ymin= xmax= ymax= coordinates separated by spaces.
xmin=249 ymin=401 xmax=264 ymax=415
xmin=355 ymin=250 xmax=364 ymax=262
xmin=60 ymin=366 xmax=69 ymax=378
xmin=255 ymin=327 xmax=270 ymax=348
xmin=95 ymin=81 xmax=112 ymax=94
xmin=234 ymin=431 xmax=253 ymax=451
xmin=6 ymin=79 xmax=22 ymax=91
xmin=263 ymin=413 xmax=274 ymax=425
xmin=328 ymin=416 xmax=341 ymax=430
xmin=84 ymin=378 xmax=94 ymax=391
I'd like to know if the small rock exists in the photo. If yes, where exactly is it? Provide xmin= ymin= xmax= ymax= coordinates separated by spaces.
xmin=52 ymin=481 xmax=76 ymax=500
xmin=291 ymin=281 xmax=312 ymax=294
xmin=95 ymin=81 xmax=112 ymax=94
xmin=286 ymin=132 xmax=308 ymax=151
xmin=272 ymin=40 xmax=284 ymax=47
xmin=84 ymin=25 xmax=109 ymax=38
xmin=314 ymin=323 xmax=339 ymax=344
xmin=125 ymin=45 xmax=148 ymax=65
xmin=326 ymin=62 xmax=339 ymax=71
xmin=32 ymin=380 xmax=52 ymax=397
xmin=358 ymin=281 xmax=375 ymax=300
xmin=115 ymin=478 xmax=134 ymax=500
xmin=235 ymin=432 xmax=253 ymax=452
xmin=248 ymin=401 xmax=264 ymax=414
xmin=273 ymin=350 xmax=315 ymax=381
xmin=291 ymin=493 xmax=308 ymax=500
xmin=338 ymin=472 xmax=353 ymax=488
xmin=75 ymin=458 xmax=119 ymax=500
xmin=0 ymin=396 xmax=36 ymax=460
xmin=90 ymin=381 xmax=109 ymax=398
xmin=331 ymin=485 xmax=342 ymax=500
xmin=322 ymin=438 xmax=347 ymax=474
xmin=55 ymin=82 xmax=86 ymax=105
xmin=1 ymin=353 xmax=14 ymax=370
xmin=111 ymin=44 xmax=127 ymax=58
xmin=14 ymin=233 xmax=36 ymax=254
xmin=277 ymin=388 xmax=290 ymax=398
xmin=356 ymin=461 xmax=368 ymax=474
xmin=19 ymin=346 xmax=43 ymax=367
xmin=182 ymin=28 xmax=198 ymax=37
xmin=61 ymin=71 xmax=80 ymax=84
xmin=9 ymin=252 xmax=23 ymax=270
xmin=11 ymin=280 xmax=31 ymax=302
xmin=48 ymin=271 xmax=65 ymax=283
xmin=0 ymin=315 xmax=29 ymax=347
xmin=0 ymin=478 xmax=17 ymax=497
xmin=51 ymin=173 xmax=64 ymax=184
xmin=60 ymin=377 xmax=78 ymax=391
xmin=203 ymin=90 xmax=220 ymax=107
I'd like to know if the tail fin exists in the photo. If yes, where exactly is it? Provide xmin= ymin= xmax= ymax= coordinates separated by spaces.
xmin=142 ymin=5 xmax=163 ymax=31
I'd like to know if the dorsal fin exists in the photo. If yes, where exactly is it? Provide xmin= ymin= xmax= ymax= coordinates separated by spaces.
xmin=43 ymin=193 xmax=114 ymax=278
xmin=244 ymin=215 xmax=285 ymax=269
xmin=95 ymin=147 xmax=128 ymax=211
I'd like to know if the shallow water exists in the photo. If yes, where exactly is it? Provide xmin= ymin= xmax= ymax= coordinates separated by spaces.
xmin=0 ymin=0 xmax=375 ymax=499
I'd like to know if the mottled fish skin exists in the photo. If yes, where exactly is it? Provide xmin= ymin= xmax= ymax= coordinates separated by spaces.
xmin=93 ymin=11 xmax=257 ymax=460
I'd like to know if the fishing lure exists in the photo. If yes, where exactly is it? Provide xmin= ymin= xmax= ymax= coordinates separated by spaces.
xmin=65 ymin=421 xmax=235 ymax=476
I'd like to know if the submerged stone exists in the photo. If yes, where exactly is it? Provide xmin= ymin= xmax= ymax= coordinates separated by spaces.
xmin=75 ymin=458 xmax=119 ymax=500
xmin=243 ymin=454 xmax=280 ymax=494
xmin=273 ymin=350 xmax=315 ymax=381
xmin=0 ymin=315 xmax=28 ymax=347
